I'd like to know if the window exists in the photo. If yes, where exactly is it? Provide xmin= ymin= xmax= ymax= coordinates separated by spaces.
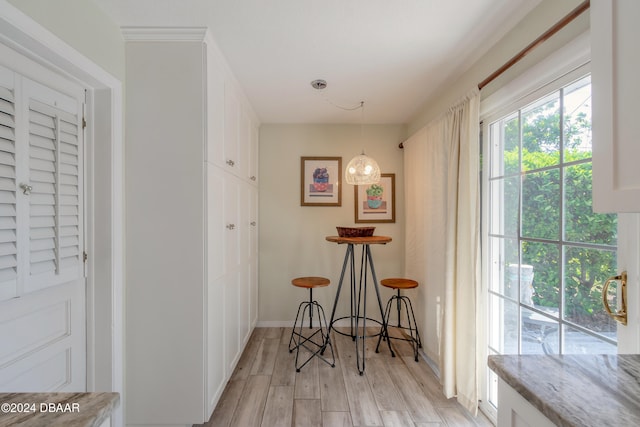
xmin=484 ymin=74 xmax=618 ymax=409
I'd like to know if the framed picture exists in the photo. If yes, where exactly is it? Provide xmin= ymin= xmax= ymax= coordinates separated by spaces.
xmin=354 ymin=173 xmax=395 ymax=223
xmin=301 ymin=157 xmax=342 ymax=206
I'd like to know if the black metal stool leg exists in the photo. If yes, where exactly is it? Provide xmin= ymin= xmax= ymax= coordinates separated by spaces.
xmin=308 ymin=288 xmax=313 ymax=328
xmin=404 ymin=295 xmax=423 ymax=349
xmin=292 ymin=300 xmax=336 ymax=371
xmin=376 ymin=290 xmax=421 ymax=362
xmin=376 ymin=295 xmax=394 ymax=352
xmin=367 ymin=247 xmax=395 ymax=358
xmin=289 ymin=300 xmax=307 ymax=352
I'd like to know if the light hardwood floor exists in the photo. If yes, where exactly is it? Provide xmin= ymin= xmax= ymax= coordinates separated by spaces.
xmin=197 ymin=327 xmax=494 ymax=427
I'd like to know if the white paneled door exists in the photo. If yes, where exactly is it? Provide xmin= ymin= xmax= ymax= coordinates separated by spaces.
xmin=0 ymin=62 xmax=86 ymax=392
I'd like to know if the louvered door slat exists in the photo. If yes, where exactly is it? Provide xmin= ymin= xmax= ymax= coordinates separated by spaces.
xmin=0 ymin=86 xmax=16 ymax=301
xmin=0 ymin=139 xmax=14 ymax=154
xmin=25 ymin=96 xmax=83 ymax=292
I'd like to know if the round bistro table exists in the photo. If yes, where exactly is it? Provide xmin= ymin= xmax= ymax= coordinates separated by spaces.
xmin=323 ymin=235 xmax=395 ymax=374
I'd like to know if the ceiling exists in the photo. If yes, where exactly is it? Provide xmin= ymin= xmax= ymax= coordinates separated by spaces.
xmin=91 ymin=0 xmax=542 ymax=124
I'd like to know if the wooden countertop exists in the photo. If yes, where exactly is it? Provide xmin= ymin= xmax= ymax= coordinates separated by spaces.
xmin=326 ymin=235 xmax=392 ymax=245
xmin=488 ymin=354 xmax=640 ymax=427
xmin=0 ymin=392 xmax=119 ymax=427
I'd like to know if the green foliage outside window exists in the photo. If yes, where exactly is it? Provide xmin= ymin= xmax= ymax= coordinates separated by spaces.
xmin=502 ymin=99 xmax=617 ymax=333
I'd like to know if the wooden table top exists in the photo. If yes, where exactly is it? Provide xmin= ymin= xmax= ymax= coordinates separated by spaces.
xmin=325 ymin=235 xmax=392 ymax=245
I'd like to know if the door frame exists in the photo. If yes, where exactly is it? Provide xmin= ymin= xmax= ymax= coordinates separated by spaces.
xmin=0 ymin=2 xmax=124 ymax=426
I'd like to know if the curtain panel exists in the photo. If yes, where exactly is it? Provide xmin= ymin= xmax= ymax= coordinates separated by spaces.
xmin=403 ymin=89 xmax=480 ymax=413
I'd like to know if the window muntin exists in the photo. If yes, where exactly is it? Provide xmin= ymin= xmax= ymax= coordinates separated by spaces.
xmin=486 ymin=75 xmax=618 ymax=409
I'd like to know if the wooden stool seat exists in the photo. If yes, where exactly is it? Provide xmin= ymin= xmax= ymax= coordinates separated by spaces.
xmin=292 ymin=276 xmax=330 ymax=289
xmin=381 ymin=278 xmax=418 ymax=290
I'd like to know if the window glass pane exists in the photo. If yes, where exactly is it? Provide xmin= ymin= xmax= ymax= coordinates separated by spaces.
xmin=489 ymin=294 xmax=518 ymax=354
xmin=562 ymin=325 xmax=616 ymax=354
xmin=521 ymin=307 xmax=558 ymax=354
xmin=485 ymin=74 xmax=617 ymax=413
xmin=564 ymin=163 xmax=617 ymax=245
xmin=490 ymin=113 xmax=519 ymax=177
xmin=490 ymin=176 xmax=519 ymax=236
xmin=522 ymin=169 xmax=560 ymax=240
xmin=505 ymin=263 xmax=534 ymax=306
xmin=488 ymin=237 xmax=518 ymax=295
xmin=564 ymin=245 xmax=618 ymax=335
xmin=563 ymin=76 xmax=592 ymax=161
xmin=522 ymin=241 xmax=560 ymax=311
xmin=522 ymin=92 xmax=560 ymax=170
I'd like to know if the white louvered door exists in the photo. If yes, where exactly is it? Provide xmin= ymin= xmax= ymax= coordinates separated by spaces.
xmin=0 ymin=63 xmax=86 ymax=392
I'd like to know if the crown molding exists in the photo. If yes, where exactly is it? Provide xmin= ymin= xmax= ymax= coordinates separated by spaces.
xmin=121 ymin=27 xmax=208 ymax=42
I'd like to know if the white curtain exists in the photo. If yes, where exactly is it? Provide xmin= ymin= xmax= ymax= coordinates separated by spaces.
xmin=404 ymin=89 xmax=480 ymax=414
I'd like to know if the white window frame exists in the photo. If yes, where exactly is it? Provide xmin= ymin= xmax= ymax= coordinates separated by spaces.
xmin=479 ymin=31 xmax=591 ymax=422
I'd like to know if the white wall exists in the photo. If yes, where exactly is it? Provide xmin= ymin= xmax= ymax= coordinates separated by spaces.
xmin=7 ymin=0 xmax=125 ymax=81
xmin=259 ymin=124 xmax=406 ymax=324
xmin=408 ymin=0 xmax=587 ymax=134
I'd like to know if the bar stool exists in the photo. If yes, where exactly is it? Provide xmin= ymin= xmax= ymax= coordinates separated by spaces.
xmin=376 ymin=278 xmax=423 ymax=361
xmin=288 ymin=276 xmax=336 ymax=372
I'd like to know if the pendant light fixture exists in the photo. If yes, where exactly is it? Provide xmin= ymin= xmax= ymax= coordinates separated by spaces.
xmin=344 ymin=101 xmax=380 ymax=185
xmin=310 ymin=80 xmax=381 ymax=185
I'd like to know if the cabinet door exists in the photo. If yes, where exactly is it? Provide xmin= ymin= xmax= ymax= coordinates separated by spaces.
xmin=222 ymin=173 xmax=241 ymax=376
xmin=249 ymin=185 xmax=258 ymax=326
xmin=223 ymin=173 xmax=240 ymax=273
xmin=223 ymin=83 xmax=240 ymax=175
xmin=497 ymin=379 xmax=555 ymax=427
xmin=206 ymin=46 xmax=224 ymax=168
xmin=238 ymin=109 xmax=251 ymax=182
xmin=592 ymin=0 xmax=640 ymax=212
xmin=238 ymin=182 xmax=251 ymax=345
xmin=206 ymin=164 xmax=225 ymax=414
xmin=249 ymin=123 xmax=259 ymax=185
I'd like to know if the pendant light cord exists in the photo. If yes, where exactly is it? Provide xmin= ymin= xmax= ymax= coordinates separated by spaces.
xmin=313 ymin=87 xmax=363 ymax=111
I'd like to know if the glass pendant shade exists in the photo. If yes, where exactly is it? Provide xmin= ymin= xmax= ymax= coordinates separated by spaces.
xmin=345 ymin=152 xmax=381 ymax=185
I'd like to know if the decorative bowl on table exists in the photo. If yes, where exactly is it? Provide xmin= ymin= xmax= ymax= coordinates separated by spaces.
xmin=336 ymin=226 xmax=375 ymax=238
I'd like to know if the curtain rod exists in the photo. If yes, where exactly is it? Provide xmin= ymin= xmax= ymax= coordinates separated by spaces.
xmin=399 ymin=0 xmax=590 ymax=149
xmin=478 ymin=0 xmax=590 ymax=90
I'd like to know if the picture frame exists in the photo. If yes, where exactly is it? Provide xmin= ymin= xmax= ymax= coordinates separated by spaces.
xmin=301 ymin=156 xmax=342 ymax=206
xmin=354 ymin=173 xmax=395 ymax=223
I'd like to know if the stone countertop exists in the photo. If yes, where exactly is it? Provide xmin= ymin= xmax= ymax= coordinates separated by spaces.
xmin=0 ymin=392 xmax=119 ymax=427
xmin=488 ymin=354 xmax=640 ymax=427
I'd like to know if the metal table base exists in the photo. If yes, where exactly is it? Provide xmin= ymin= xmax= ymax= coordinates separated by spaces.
xmin=323 ymin=236 xmax=395 ymax=374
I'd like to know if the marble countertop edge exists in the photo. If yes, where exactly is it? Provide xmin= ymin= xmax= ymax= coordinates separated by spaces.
xmin=488 ymin=354 xmax=640 ymax=427
xmin=0 ymin=392 xmax=120 ymax=427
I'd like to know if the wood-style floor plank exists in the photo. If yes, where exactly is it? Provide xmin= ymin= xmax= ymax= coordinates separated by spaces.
xmin=366 ymin=358 xmax=407 ymax=412
xmin=250 ymin=338 xmax=280 ymax=375
xmin=293 ymin=399 xmax=322 ymax=427
xmin=197 ymin=379 xmax=246 ymax=427
xmin=319 ymin=355 xmax=349 ymax=412
xmin=229 ymin=375 xmax=270 ymax=427
xmin=230 ymin=331 xmax=263 ymax=381
xmin=294 ymin=350 xmax=320 ymax=399
xmin=261 ymin=386 xmax=294 ymax=427
xmin=389 ymin=363 xmax=442 ymax=423
xmin=202 ymin=328 xmax=493 ymax=427
xmin=341 ymin=364 xmax=384 ymax=426
xmin=271 ymin=343 xmax=297 ymax=386
xmin=322 ymin=411 xmax=353 ymax=427
xmin=380 ymin=410 xmax=420 ymax=427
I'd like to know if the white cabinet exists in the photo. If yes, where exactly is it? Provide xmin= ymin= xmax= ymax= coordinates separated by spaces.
xmin=592 ymin=0 xmax=640 ymax=212
xmin=124 ymin=29 xmax=259 ymax=426
xmin=496 ymin=379 xmax=556 ymax=427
